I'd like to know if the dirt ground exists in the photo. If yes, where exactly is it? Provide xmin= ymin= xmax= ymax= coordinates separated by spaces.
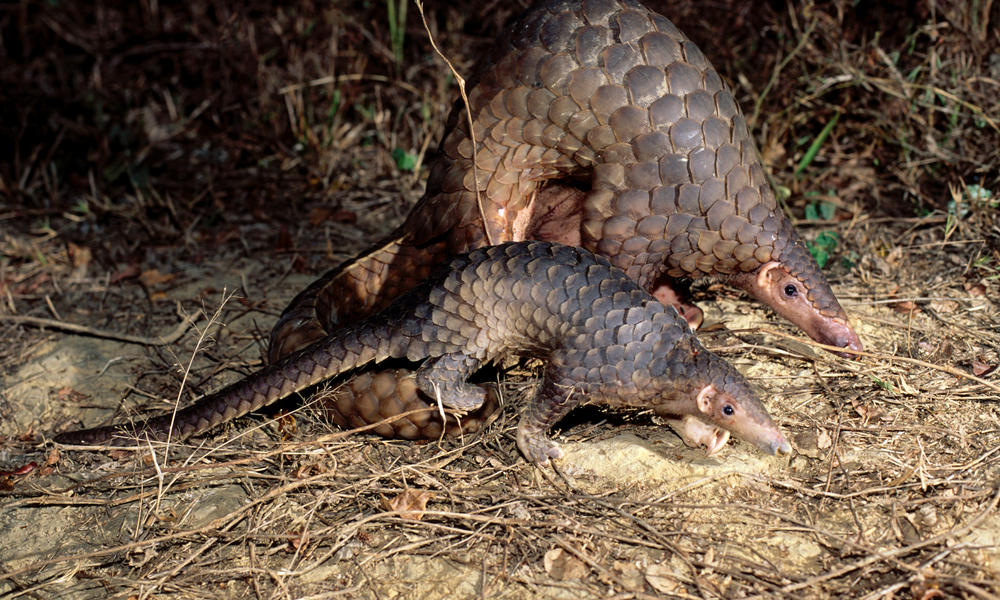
xmin=1 ymin=1 xmax=998 ymax=598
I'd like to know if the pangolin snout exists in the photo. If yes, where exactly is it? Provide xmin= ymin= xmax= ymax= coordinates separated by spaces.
xmin=821 ymin=319 xmax=864 ymax=358
xmin=771 ymin=437 xmax=792 ymax=455
xmin=749 ymin=430 xmax=791 ymax=456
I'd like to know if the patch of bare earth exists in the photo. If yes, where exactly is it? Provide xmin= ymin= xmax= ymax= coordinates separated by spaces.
xmin=1 ymin=1 xmax=998 ymax=598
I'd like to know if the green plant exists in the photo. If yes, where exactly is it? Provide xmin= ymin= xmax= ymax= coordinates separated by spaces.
xmin=804 ymin=200 xmax=837 ymax=221
xmin=806 ymin=230 xmax=839 ymax=268
xmin=794 ymin=111 xmax=840 ymax=178
xmin=386 ymin=0 xmax=407 ymax=66
xmin=392 ymin=147 xmax=416 ymax=172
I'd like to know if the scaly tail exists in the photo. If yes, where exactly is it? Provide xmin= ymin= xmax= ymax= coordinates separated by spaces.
xmin=56 ymin=319 xmax=403 ymax=445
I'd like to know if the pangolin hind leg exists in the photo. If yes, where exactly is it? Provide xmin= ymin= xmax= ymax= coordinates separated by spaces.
xmin=322 ymin=370 xmax=500 ymax=439
xmin=414 ymin=352 xmax=488 ymax=412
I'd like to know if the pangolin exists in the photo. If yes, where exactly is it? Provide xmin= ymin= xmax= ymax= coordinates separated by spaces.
xmin=55 ymin=242 xmax=791 ymax=463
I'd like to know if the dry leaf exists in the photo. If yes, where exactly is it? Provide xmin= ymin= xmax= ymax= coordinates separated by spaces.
xmin=972 ymin=359 xmax=996 ymax=377
xmin=885 ymin=246 xmax=904 ymax=267
xmin=542 ymin=548 xmax=588 ymax=580
xmin=611 ymin=561 xmax=644 ymax=592
xmin=645 ymin=563 xmax=680 ymax=594
xmin=892 ymin=300 xmax=920 ymax=314
xmin=816 ymin=429 xmax=832 ymax=450
xmin=275 ymin=412 xmax=297 ymax=438
xmin=381 ymin=489 xmax=433 ymax=521
xmin=139 ymin=268 xmax=177 ymax=287
xmin=793 ymin=431 xmax=823 ymax=458
xmin=897 ymin=375 xmax=918 ymax=395
xmin=909 ymin=569 xmax=944 ymax=600
xmin=16 ymin=425 xmax=36 ymax=442
xmin=288 ymin=530 xmax=308 ymax=552
xmin=928 ymin=300 xmax=958 ymax=313
xmin=964 ymin=282 xmax=987 ymax=297
xmin=110 ymin=264 xmax=141 ymax=284
xmin=851 ymin=398 xmax=885 ymax=423
xmin=66 ymin=241 xmax=92 ymax=269
xmin=55 ymin=386 xmax=88 ymax=403
xmin=274 ymin=225 xmax=294 ymax=252
xmin=0 ymin=461 xmax=38 ymax=477
xmin=915 ymin=505 xmax=939 ymax=529
xmin=293 ymin=460 xmax=334 ymax=479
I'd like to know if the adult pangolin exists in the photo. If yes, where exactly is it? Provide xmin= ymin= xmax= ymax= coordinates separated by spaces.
xmin=266 ymin=0 xmax=862 ymax=443
xmin=55 ymin=242 xmax=791 ymax=463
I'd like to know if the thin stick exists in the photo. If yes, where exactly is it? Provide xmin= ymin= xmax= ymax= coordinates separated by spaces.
xmin=3 ymin=311 xmax=201 ymax=346
xmin=754 ymin=326 xmax=1000 ymax=394
xmin=414 ymin=1 xmax=493 ymax=245
xmin=159 ymin=290 xmax=238 ymax=488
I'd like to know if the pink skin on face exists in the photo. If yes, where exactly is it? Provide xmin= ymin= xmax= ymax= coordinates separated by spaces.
xmin=733 ymin=261 xmax=863 ymax=357
xmin=658 ymin=384 xmax=790 ymax=456
xmin=695 ymin=384 xmax=792 ymax=456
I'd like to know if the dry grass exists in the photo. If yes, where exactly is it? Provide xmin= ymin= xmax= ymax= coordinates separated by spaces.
xmin=1 ymin=1 xmax=998 ymax=598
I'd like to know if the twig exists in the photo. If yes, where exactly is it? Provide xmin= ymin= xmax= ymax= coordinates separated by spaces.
xmin=3 ymin=311 xmax=202 ymax=346
xmin=277 ymin=72 xmax=423 ymax=98
xmin=47 ymin=406 xmax=467 ymax=486
xmin=160 ymin=291 xmax=237 ymax=469
xmin=752 ymin=326 xmax=1000 ymax=394
xmin=414 ymin=1 xmax=492 ymax=245
xmin=774 ymin=485 xmax=1000 ymax=593
xmin=0 ymin=469 xmax=340 ymax=583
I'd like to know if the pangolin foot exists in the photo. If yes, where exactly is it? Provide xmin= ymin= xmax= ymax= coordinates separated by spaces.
xmin=649 ymin=280 xmax=704 ymax=330
xmin=516 ymin=428 xmax=565 ymax=465
xmin=665 ymin=415 xmax=731 ymax=456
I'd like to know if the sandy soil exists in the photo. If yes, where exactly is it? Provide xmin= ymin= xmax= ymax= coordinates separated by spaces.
xmin=2 ymin=207 xmax=997 ymax=598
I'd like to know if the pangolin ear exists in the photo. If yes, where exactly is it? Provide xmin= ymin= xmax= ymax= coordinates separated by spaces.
xmin=755 ymin=261 xmax=784 ymax=291
xmin=696 ymin=385 xmax=715 ymax=414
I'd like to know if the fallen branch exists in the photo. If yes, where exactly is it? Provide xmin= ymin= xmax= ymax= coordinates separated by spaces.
xmin=3 ymin=310 xmax=202 ymax=346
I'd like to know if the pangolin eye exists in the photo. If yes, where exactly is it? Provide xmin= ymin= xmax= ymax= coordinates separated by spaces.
xmin=784 ymin=284 xmax=798 ymax=298
xmin=722 ymin=404 xmax=735 ymax=417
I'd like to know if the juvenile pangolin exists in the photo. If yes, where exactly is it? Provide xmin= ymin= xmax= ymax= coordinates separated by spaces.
xmin=267 ymin=0 xmax=862 ymax=446
xmin=55 ymin=242 xmax=791 ymax=463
